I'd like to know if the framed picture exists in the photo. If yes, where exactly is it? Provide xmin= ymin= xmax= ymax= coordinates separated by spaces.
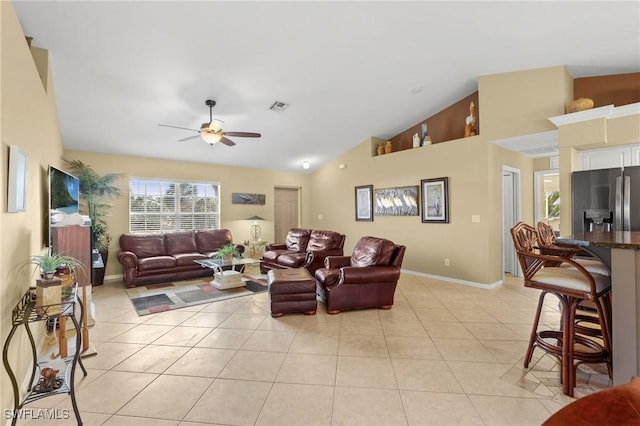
xmin=421 ymin=177 xmax=449 ymax=223
xmin=354 ymin=185 xmax=373 ymax=221
xmin=231 ymin=192 xmax=266 ymax=205
xmin=7 ymin=145 xmax=27 ymax=213
xmin=374 ymin=185 xmax=419 ymax=216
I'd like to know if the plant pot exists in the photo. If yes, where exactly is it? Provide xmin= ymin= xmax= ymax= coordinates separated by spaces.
xmin=222 ymin=254 xmax=233 ymax=264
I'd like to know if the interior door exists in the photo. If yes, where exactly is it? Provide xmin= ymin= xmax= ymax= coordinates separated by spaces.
xmin=274 ymin=187 xmax=299 ymax=243
xmin=502 ymin=168 xmax=520 ymax=276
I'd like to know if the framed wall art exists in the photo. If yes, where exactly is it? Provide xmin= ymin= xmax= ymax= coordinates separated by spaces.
xmin=374 ymin=185 xmax=419 ymax=216
xmin=421 ymin=177 xmax=448 ymax=223
xmin=7 ymin=145 xmax=27 ymax=213
xmin=354 ymin=185 xmax=373 ymax=221
xmin=231 ymin=192 xmax=266 ymax=205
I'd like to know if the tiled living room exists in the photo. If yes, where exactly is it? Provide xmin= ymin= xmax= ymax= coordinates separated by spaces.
xmin=25 ymin=272 xmax=611 ymax=425
xmin=3 ymin=2 xmax=639 ymax=425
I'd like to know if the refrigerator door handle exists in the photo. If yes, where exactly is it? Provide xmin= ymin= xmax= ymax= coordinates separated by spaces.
xmin=624 ymin=175 xmax=631 ymax=231
xmin=615 ymin=176 xmax=623 ymax=231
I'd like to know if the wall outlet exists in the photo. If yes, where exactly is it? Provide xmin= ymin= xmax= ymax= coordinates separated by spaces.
xmin=317 ymin=214 xmax=323 ymax=220
xmin=444 ymin=258 xmax=450 ymax=266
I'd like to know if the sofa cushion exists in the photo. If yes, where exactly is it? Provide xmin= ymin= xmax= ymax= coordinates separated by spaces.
xmin=120 ymin=234 xmax=167 ymax=258
xmin=166 ymin=231 xmax=198 ymax=255
xmin=277 ymin=252 xmax=307 ymax=268
xmin=263 ymin=249 xmax=292 ymax=263
xmin=308 ymin=230 xmax=343 ymax=251
xmin=138 ymin=256 xmax=176 ymax=271
xmin=285 ymin=228 xmax=311 ymax=252
xmin=315 ymin=268 xmax=340 ymax=287
xmin=196 ymin=229 xmax=232 ymax=253
xmin=350 ymin=236 xmax=395 ymax=267
xmin=174 ymin=252 xmax=208 ymax=267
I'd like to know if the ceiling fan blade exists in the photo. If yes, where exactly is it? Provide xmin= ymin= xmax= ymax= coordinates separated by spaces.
xmin=159 ymin=124 xmax=199 ymax=132
xmin=223 ymin=131 xmax=261 ymax=138
xmin=177 ymin=135 xmax=201 ymax=142
xmin=219 ymin=136 xmax=236 ymax=146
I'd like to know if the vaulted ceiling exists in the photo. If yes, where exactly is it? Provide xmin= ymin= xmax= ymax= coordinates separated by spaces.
xmin=13 ymin=1 xmax=640 ymax=173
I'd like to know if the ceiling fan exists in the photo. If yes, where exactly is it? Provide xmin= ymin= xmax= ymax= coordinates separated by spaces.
xmin=159 ymin=99 xmax=261 ymax=146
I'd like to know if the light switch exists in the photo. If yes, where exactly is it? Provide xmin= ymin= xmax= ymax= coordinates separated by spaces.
xmin=318 ymin=214 xmax=323 ymax=220
xmin=472 ymin=215 xmax=481 ymax=223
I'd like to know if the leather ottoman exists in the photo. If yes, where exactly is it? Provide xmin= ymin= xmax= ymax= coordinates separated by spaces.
xmin=267 ymin=268 xmax=317 ymax=317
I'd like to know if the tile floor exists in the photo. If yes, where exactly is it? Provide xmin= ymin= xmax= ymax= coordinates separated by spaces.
xmin=25 ymin=271 xmax=611 ymax=425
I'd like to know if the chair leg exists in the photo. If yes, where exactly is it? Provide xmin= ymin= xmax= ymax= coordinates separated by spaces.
xmin=525 ymin=291 xmax=547 ymax=368
xmin=594 ymin=294 xmax=613 ymax=379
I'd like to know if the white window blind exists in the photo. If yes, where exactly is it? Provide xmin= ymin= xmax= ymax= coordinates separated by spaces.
xmin=129 ymin=179 xmax=220 ymax=233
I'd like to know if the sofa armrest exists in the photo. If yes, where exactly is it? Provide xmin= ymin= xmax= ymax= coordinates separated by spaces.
xmin=324 ymin=256 xmax=351 ymax=269
xmin=266 ymin=243 xmax=287 ymax=251
xmin=117 ymin=251 xmax=138 ymax=269
xmin=339 ymin=265 xmax=400 ymax=284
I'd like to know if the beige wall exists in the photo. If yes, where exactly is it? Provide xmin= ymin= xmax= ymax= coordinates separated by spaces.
xmin=1 ymin=1 xmax=65 ymax=413
xmin=63 ymin=150 xmax=312 ymax=277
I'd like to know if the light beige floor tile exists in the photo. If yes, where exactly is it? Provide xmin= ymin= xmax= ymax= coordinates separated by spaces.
xmin=413 ymin=308 xmax=458 ymax=323
xmin=151 ymin=325 xmax=211 ymax=346
xmin=386 ymin=335 xmax=442 ymax=360
xmin=489 ymin=309 xmax=537 ymax=324
xmin=73 ymin=370 xmax=158 ymax=414
xmin=381 ymin=319 xmax=428 ymax=337
xmin=234 ymin=300 xmax=271 ymax=314
xmin=332 ymin=387 xmax=407 ymax=426
xmin=241 ymin=329 xmax=296 ymax=352
xmin=141 ymin=309 xmax=197 ymax=326
xmin=179 ymin=311 xmax=230 ymax=327
xmin=218 ymin=350 xmax=286 ymax=381
xmin=184 ymin=378 xmax=272 ymax=424
xmin=198 ymin=297 xmax=246 ymax=313
xmin=81 ymin=342 xmax=145 ymax=370
xmin=464 ymin=322 xmax=525 ymax=341
xmin=340 ymin=317 xmax=384 ymax=335
xmin=449 ymin=308 xmax=500 ymax=323
xmin=108 ymin=324 xmax=174 ymax=344
xmin=218 ymin=312 xmax=267 ymax=329
xmin=289 ymin=331 xmax=340 ymax=355
xmin=112 ymin=344 xmax=190 ymax=373
xmin=421 ymin=320 xmax=474 ymax=339
xmin=195 ymin=327 xmax=253 ymax=349
xmin=102 ymin=415 xmax=179 ymax=425
xmin=276 ymin=353 xmax=337 ymax=385
xmin=88 ymin=322 xmax=136 ymax=342
xmin=480 ymin=339 xmax=530 ymax=364
xmin=437 ymin=298 xmax=479 ymax=310
xmin=164 ymin=347 xmax=236 ymax=377
xmin=432 ymin=338 xmax=499 ymax=362
xmin=23 ymin=411 xmax=112 ymax=425
xmin=338 ymin=334 xmax=389 ymax=357
xmin=468 ymin=394 xmax=552 ymax=426
xmin=404 ymin=295 xmax=447 ymax=310
xmin=401 ymin=390 xmax=484 ymax=425
xmin=378 ymin=306 xmax=420 ymax=321
xmin=336 ymin=356 xmax=397 ymax=389
xmin=392 ymin=358 xmax=463 ymax=393
xmin=118 ymin=375 xmax=212 ymax=420
xmin=448 ymin=361 xmax=536 ymax=397
xmin=256 ymin=382 xmax=333 ymax=426
xmin=258 ymin=314 xmax=305 ymax=331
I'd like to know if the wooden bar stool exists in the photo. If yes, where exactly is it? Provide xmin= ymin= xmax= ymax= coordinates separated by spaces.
xmin=510 ymin=222 xmax=612 ymax=396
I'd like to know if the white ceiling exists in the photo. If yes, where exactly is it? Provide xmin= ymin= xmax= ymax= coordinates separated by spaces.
xmin=12 ymin=1 xmax=640 ymax=173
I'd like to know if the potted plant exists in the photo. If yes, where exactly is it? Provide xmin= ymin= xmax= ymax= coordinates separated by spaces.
xmin=63 ymin=158 xmax=124 ymax=285
xmin=213 ymin=244 xmax=241 ymax=263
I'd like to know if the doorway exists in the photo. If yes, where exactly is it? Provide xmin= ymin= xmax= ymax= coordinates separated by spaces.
xmin=274 ymin=187 xmax=300 ymax=243
xmin=502 ymin=167 xmax=521 ymax=277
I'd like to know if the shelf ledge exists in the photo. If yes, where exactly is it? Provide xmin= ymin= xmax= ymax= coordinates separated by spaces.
xmin=548 ymin=102 xmax=640 ymax=127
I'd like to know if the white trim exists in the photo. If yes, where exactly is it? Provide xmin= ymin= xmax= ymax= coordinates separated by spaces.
xmin=502 ymin=166 xmax=521 ymax=278
xmin=401 ymin=269 xmax=503 ymax=289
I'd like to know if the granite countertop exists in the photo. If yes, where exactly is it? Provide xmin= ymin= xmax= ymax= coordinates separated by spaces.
xmin=558 ymin=231 xmax=640 ymax=250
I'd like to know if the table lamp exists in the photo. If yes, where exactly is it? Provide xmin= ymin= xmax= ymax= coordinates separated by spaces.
xmin=247 ymin=215 xmax=265 ymax=241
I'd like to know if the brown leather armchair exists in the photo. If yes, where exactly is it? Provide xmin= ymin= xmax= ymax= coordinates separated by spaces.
xmin=275 ymin=230 xmax=345 ymax=275
xmin=315 ymin=236 xmax=406 ymax=314
xmin=260 ymin=228 xmax=311 ymax=273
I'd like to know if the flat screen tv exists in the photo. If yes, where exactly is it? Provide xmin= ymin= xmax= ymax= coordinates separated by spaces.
xmin=49 ymin=165 xmax=80 ymax=226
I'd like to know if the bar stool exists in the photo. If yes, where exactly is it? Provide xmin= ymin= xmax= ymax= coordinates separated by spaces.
xmin=510 ymin=222 xmax=612 ymax=396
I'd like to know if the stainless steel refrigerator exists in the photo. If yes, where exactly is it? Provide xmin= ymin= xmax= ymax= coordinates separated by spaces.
xmin=572 ymin=165 xmax=640 ymax=233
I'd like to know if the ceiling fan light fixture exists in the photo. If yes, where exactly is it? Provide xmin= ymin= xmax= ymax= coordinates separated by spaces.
xmin=201 ymin=131 xmax=222 ymax=145
xmin=209 ymin=119 xmax=224 ymax=132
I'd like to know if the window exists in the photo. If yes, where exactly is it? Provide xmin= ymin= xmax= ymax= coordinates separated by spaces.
xmin=129 ymin=179 xmax=220 ymax=233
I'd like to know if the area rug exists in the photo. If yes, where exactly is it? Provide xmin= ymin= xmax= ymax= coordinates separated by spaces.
xmin=126 ymin=276 xmax=268 ymax=316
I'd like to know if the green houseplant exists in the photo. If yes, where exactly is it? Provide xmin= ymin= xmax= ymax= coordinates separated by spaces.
xmin=63 ymin=158 xmax=124 ymax=285
xmin=213 ymin=244 xmax=241 ymax=263
xmin=24 ymin=253 xmax=85 ymax=280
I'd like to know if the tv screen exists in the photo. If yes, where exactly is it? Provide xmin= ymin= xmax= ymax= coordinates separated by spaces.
xmin=49 ymin=165 xmax=80 ymax=225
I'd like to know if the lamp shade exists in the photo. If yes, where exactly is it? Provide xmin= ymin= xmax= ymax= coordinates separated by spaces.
xmin=246 ymin=215 xmax=265 ymax=221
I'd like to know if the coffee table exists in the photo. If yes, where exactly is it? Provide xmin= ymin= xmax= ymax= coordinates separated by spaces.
xmin=194 ymin=257 xmax=261 ymax=289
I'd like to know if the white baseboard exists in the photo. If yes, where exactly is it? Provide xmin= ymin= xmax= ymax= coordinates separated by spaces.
xmin=103 ymin=273 xmax=123 ymax=283
xmin=401 ymin=269 xmax=503 ymax=289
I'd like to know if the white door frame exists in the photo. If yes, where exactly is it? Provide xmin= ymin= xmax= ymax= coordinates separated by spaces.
xmin=502 ymin=166 xmax=521 ymax=277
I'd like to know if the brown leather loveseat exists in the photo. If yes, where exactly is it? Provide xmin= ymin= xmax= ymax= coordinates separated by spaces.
xmin=117 ymin=229 xmax=244 ymax=288
xmin=315 ymin=236 xmax=406 ymax=314
xmin=260 ymin=228 xmax=346 ymax=275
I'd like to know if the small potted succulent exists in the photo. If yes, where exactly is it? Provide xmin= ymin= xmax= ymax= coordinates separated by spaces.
xmin=213 ymin=244 xmax=241 ymax=263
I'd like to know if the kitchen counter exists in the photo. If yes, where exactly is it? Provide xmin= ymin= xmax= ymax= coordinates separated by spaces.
xmin=558 ymin=231 xmax=640 ymax=385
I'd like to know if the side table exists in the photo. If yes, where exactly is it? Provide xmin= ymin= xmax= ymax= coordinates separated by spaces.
xmin=2 ymin=285 xmax=87 ymax=425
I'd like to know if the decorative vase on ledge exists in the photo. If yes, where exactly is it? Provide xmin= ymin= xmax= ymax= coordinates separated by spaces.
xmin=377 ymin=143 xmax=385 ymax=156
xmin=384 ymin=141 xmax=393 ymax=154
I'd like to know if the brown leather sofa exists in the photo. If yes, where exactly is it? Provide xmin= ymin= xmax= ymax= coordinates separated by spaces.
xmin=315 ymin=236 xmax=406 ymax=314
xmin=117 ymin=229 xmax=244 ymax=288
xmin=260 ymin=229 xmax=345 ymax=275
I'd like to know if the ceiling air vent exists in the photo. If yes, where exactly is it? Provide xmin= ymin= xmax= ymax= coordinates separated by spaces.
xmin=269 ymin=100 xmax=289 ymax=113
